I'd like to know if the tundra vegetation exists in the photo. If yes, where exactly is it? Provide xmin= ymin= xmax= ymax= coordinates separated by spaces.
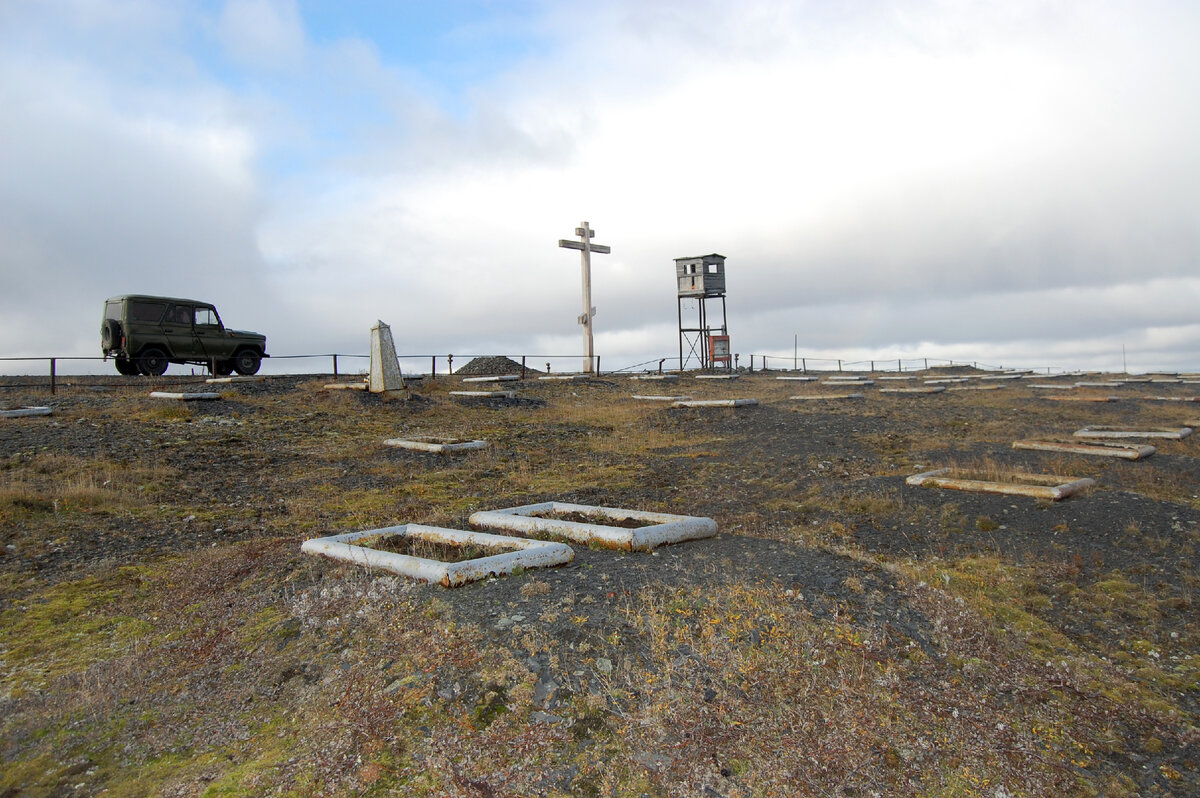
xmin=1 ymin=370 xmax=1198 ymax=796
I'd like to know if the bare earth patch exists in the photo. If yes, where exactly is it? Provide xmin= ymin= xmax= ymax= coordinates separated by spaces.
xmin=1 ymin=371 xmax=1198 ymax=796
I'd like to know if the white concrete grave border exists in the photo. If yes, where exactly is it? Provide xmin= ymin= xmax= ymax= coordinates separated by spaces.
xmin=383 ymin=436 xmax=488 ymax=453
xmin=462 ymin=375 xmax=520 ymax=383
xmin=324 ymin=381 xmax=368 ymax=391
xmin=469 ymin=501 xmax=717 ymax=552
xmin=630 ymin=374 xmax=678 ymax=381
xmin=450 ymin=390 xmax=517 ymax=399
xmin=0 ymin=407 xmax=52 ymax=418
xmin=1074 ymin=426 xmax=1193 ymax=440
xmin=1013 ymin=439 xmax=1156 ymax=460
xmin=149 ymin=391 xmax=221 ymax=401
xmin=301 ymin=524 xmax=573 ymax=587
xmin=880 ymin=386 xmax=945 ymax=394
xmin=789 ymin=393 xmax=865 ymax=401
xmin=206 ymin=376 xmax=266 ymax=384
xmin=694 ymin=374 xmax=739 ymax=380
xmin=673 ymin=398 xmax=758 ymax=408
xmin=1043 ymin=395 xmax=1119 ymax=403
xmin=906 ymin=468 xmax=1095 ymax=500
xmin=776 ymin=376 xmax=818 ymax=381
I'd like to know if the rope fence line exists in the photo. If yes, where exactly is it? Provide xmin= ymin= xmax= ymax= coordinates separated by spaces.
xmin=0 ymin=351 xmax=1067 ymax=394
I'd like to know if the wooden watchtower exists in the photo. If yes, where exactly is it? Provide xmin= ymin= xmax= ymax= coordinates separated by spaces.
xmin=676 ymin=254 xmax=730 ymax=370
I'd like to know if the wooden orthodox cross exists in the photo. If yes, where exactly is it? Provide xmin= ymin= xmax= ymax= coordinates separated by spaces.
xmin=558 ymin=221 xmax=610 ymax=373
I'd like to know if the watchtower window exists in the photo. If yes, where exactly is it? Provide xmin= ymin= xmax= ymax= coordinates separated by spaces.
xmin=688 ymin=264 xmax=698 ymax=274
xmin=707 ymin=264 xmax=719 ymax=274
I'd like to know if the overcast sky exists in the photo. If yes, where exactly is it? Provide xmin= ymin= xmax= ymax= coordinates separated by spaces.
xmin=2 ymin=0 xmax=1198 ymax=375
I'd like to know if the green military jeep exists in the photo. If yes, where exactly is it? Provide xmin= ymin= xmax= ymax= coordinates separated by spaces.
xmin=101 ymin=295 xmax=268 ymax=376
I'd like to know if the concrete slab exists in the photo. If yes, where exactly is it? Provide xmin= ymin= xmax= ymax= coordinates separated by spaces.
xmin=1142 ymin=396 xmax=1200 ymax=403
xmin=695 ymin=374 xmax=739 ymax=380
xmin=672 ymin=399 xmax=759 ymax=408
xmin=630 ymin=374 xmax=678 ymax=381
xmin=469 ymin=501 xmax=717 ymax=551
xmin=925 ymin=378 xmax=969 ymax=384
xmin=789 ymin=393 xmax=865 ymax=400
xmin=1013 ymin=439 xmax=1156 ymax=460
xmin=906 ymin=468 xmax=1094 ymax=500
xmin=383 ymin=437 xmax=488 ymax=453
xmin=776 ymin=376 xmax=819 ymax=381
xmin=822 ymin=379 xmax=874 ymax=386
xmin=149 ymin=391 xmax=221 ymax=401
xmin=1075 ymin=381 xmax=1123 ymax=388
xmin=877 ymin=375 xmax=916 ymax=381
xmin=632 ymin=395 xmax=692 ymax=401
xmin=462 ymin=375 xmax=520 ymax=383
xmin=880 ymin=386 xmax=946 ymax=394
xmin=301 ymin=524 xmax=573 ymax=587
xmin=538 ymin=375 xmax=588 ymax=381
xmin=980 ymin=374 xmax=1024 ymax=381
xmin=205 ymin=375 xmax=266 ymax=384
xmin=450 ymin=390 xmax=517 ymax=399
xmin=0 ymin=406 xmax=52 ymax=418
xmin=324 ymin=382 xmax=368 ymax=391
xmin=1074 ymin=426 xmax=1193 ymax=440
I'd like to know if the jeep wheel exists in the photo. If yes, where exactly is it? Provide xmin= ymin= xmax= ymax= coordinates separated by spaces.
xmin=233 ymin=349 xmax=262 ymax=376
xmin=213 ymin=360 xmax=235 ymax=376
xmin=114 ymin=357 xmax=139 ymax=376
xmin=101 ymin=319 xmax=122 ymax=350
xmin=137 ymin=347 xmax=169 ymax=377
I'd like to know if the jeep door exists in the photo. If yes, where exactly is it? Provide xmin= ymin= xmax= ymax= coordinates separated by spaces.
xmin=193 ymin=306 xmax=236 ymax=360
xmin=162 ymin=304 xmax=201 ymax=359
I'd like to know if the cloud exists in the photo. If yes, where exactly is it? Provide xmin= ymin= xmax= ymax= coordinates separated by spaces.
xmin=2 ymin=0 xmax=1199 ymax=375
xmin=217 ymin=0 xmax=306 ymax=70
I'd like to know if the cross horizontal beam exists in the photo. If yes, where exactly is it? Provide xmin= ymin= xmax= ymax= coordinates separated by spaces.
xmin=558 ymin=240 xmax=611 ymax=254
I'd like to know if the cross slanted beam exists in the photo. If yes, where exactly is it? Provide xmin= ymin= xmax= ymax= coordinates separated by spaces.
xmin=558 ymin=221 xmax=610 ymax=373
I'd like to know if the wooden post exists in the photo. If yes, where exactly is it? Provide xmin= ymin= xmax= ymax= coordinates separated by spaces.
xmin=50 ymin=358 xmax=56 ymax=395
xmin=431 ymin=355 xmax=436 ymax=379
xmin=558 ymin=222 xmax=611 ymax=374
xmin=447 ymin=354 xmax=453 ymax=375
xmin=332 ymin=354 xmax=338 ymax=377
xmin=802 ymin=358 xmax=806 ymax=373
xmin=521 ymin=356 xmax=527 ymax=379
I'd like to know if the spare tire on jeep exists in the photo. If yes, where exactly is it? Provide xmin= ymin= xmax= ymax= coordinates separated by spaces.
xmin=101 ymin=319 xmax=122 ymax=350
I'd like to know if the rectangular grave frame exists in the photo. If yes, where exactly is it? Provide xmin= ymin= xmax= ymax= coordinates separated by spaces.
xmin=694 ymin=374 xmax=740 ymax=380
xmin=0 ymin=406 xmax=52 ymax=418
xmin=469 ymin=501 xmax=717 ymax=552
xmin=1012 ymin=439 xmax=1156 ymax=460
xmin=906 ymin=468 xmax=1094 ymax=500
xmin=205 ymin=376 xmax=266 ymax=384
xmin=300 ymin=524 xmax=573 ymax=587
xmin=1074 ymin=426 xmax=1193 ymax=440
xmin=673 ymin=398 xmax=759 ymax=408
xmin=149 ymin=391 xmax=221 ymax=401
xmin=789 ymin=393 xmax=864 ymax=401
xmin=324 ymin=382 xmax=368 ymax=391
xmin=449 ymin=390 xmax=517 ymax=399
xmin=462 ymin=375 xmax=520 ymax=383
xmin=383 ymin=436 xmax=488 ymax=453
